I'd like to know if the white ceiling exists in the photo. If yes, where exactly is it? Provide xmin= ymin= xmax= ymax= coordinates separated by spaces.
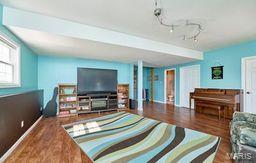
xmin=1 ymin=0 xmax=256 ymax=51
xmin=9 ymin=26 xmax=197 ymax=67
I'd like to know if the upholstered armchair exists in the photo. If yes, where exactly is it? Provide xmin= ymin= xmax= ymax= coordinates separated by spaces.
xmin=230 ymin=112 xmax=256 ymax=162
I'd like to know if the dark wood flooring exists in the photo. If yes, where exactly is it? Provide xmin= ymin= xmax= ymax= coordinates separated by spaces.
xmin=5 ymin=102 xmax=232 ymax=163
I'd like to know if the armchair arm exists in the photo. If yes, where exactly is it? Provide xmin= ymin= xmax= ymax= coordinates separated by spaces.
xmin=233 ymin=112 xmax=256 ymax=123
xmin=240 ymin=127 xmax=256 ymax=148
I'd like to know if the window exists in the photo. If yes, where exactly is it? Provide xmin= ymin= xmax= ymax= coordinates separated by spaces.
xmin=0 ymin=33 xmax=20 ymax=88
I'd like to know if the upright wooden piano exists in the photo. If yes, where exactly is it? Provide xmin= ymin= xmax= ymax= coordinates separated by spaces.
xmin=190 ymin=88 xmax=243 ymax=119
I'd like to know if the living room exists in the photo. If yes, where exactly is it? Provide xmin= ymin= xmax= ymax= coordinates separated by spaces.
xmin=0 ymin=0 xmax=256 ymax=162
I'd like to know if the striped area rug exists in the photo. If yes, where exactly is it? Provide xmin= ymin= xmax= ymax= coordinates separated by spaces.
xmin=63 ymin=112 xmax=220 ymax=163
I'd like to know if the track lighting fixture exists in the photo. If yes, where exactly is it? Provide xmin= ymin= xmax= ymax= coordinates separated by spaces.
xmin=154 ymin=0 xmax=203 ymax=42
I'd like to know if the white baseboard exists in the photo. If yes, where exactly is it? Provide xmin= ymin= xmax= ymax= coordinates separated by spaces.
xmin=0 ymin=116 xmax=43 ymax=162
xmin=153 ymin=100 xmax=181 ymax=107
xmin=153 ymin=100 xmax=166 ymax=104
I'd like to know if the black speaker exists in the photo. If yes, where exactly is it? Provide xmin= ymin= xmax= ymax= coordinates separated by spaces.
xmin=129 ymin=99 xmax=135 ymax=110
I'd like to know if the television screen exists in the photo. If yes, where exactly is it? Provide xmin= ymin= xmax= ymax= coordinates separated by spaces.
xmin=77 ymin=68 xmax=117 ymax=95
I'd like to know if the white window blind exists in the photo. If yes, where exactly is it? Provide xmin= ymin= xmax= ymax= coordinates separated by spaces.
xmin=0 ymin=33 xmax=20 ymax=88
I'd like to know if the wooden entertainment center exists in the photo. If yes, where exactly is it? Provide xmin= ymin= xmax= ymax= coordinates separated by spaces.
xmin=77 ymin=93 xmax=118 ymax=114
xmin=58 ymin=83 xmax=129 ymax=117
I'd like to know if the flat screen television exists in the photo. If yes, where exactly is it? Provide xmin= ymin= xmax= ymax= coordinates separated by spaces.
xmin=77 ymin=68 xmax=117 ymax=95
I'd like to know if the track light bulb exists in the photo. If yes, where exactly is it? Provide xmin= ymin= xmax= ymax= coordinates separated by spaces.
xmin=170 ymin=26 xmax=174 ymax=33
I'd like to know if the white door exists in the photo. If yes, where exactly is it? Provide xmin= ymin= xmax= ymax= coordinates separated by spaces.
xmin=244 ymin=58 xmax=256 ymax=113
xmin=180 ymin=65 xmax=200 ymax=108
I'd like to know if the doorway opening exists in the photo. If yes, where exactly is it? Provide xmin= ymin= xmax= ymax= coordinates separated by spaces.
xmin=164 ymin=69 xmax=176 ymax=105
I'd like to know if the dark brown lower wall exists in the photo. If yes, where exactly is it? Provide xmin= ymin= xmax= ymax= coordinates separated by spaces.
xmin=0 ymin=90 xmax=43 ymax=157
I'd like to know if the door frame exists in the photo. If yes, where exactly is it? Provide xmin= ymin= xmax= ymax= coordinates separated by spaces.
xmin=164 ymin=68 xmax=177 ymax=105
xmin=180 ymin=65 xmax=200 ymax=108
xmin=241 ymin=56 xmax=256 ymax=112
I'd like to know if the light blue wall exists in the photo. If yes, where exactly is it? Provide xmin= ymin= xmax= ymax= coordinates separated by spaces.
xmin=201 ymin=41 xmax=256 ymax=88
xmin=0 ymin=5 xmax=38 ymax=96
xmin=153 ymin=67 xmax=165 ymax=102
xmin=143 ymin=67 xmax=151 ymax=99
xmin=143 ymin=67 xmax=150 ymax=89
xmin=158 ymin=61 xmax=200 ymax=105
xmin=153 ymin=40 xmax=256 ymax=105
xmin=38 ymin=55 xmax=133 ymax=105
xmin=129 ymin=64 xmax=134 ymax=99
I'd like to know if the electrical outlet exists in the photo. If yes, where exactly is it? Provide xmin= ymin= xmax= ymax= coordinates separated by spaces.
xmin=21 ymin=121 xmax=24 ymax=128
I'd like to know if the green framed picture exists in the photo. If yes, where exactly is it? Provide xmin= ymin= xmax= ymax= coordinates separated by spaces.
xmin=212 ymin=66 xmax=223 ymax=80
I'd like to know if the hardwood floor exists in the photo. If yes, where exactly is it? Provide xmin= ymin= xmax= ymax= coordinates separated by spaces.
xmin=5 ymin=102 xmax=232 ymax=163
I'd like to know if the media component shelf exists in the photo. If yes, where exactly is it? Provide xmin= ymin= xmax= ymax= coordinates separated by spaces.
xmin=77 ymin=93 xmax=118 ymax=114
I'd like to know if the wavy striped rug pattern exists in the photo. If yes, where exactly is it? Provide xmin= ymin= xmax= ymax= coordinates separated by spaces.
xmin=63 ymin=112 xmax=220 ymax=163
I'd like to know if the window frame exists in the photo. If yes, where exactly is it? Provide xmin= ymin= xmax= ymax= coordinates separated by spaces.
xmin=0 ymin=32 xmax=21 ymax=88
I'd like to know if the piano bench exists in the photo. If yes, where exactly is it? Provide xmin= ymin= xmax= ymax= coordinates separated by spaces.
xmin=196 ymin=103 xmax=225 ymax=120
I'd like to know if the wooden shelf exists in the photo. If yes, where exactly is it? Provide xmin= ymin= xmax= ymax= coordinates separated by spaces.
xmin=59 ymin=94 xmax=77 ymax=96
xmin=59 ymin=107 xmax=77 ymax=110
xmin=117 ymin=84 xmax=130 ymax=109
xmin=58 ymin=83 xmax=77 ymax=87
xmin=79 ymin=101 xmax=90 ymax=104
xmin=78 ymin=108 xmax=119 ymax=115
xmin=58 ymin=113 xmax=77 ymax=118
xmin=59 ymin=100 xmax=77 ymax=103
xmin=78 ymin=110 xmax=92 ymax=114
xmin=58 ymin=84 xmax=78 ymax=118
xmin=117 ymin=108 xmax=129 ymax=112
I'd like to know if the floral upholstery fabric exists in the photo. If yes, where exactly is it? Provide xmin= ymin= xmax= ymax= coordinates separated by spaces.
xmin=240 ymin=128 xmax=256 ymax=148
xmin=233 ymin=112 xmax=256 ymax=124
xmin=230 ymin=112 xmax=256 ymax=161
